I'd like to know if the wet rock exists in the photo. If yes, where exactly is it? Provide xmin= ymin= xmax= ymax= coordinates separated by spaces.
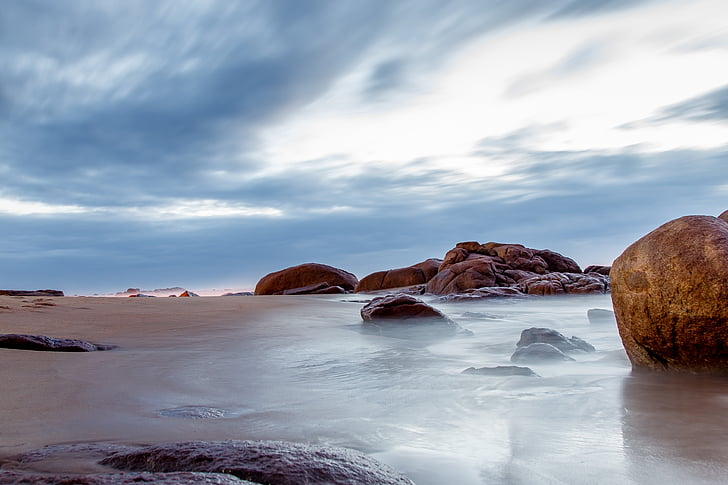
xmin=583 ymin=265 xmax=611 ymax=276
xmin=611 ymin=215 xmax=728 ymax=373
xmin=462 ymin=365 xmax=538 ymax=377
xmin=254 ymin=263 xmax=358 ymax=295
xmin=438 ymin=287 xmax=524 ymax=302
xmin=0 ymin=289 xmax=64 ymax=297
xmin=0 ymin=334 xmax=115 ymax=352
xmin=511 ymin=343 xmax=575 ymax=363
xmin=100 ymin=440 xmax=415 ymax=485
xmin=222 ymin=292 xmax=254 ymax=296
xmin=426 ymin=253 xmax=500 ymax=294
xmin=587 ymin=308 xmax=616 ymax=324
xmin=361 ymin=294 xmax=450 ymax=322
xmin=0 ymin=470 xmax=254 ymax=484
xmin=355 ymin=259 xmax=441 ymax=292
xmin=517 ymin=272 xmax=609 ymax=295
xmin=517 ymin=327 xmax=595 ymax=352
xmin=159 ymin=406 xmax=230 ymax=419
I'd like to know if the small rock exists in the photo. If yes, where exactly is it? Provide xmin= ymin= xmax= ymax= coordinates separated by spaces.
xmin=517 ymin=327 xmax=595 ymax=352
xmin=361 ymin=294 xmax=451 ymax=322
xmin=0 ymin=470 xmax=253 ymax=484
xmin=511 ymin=343 xmax=575 ymax=363
xmin=0 ymin=334 xmax=115 ymax=352
xmin=0 ymin=289 xmax=64 ymax=297
xmin=462 ymin=366 xmax=538 ymax=376
xmin=587 ymin=308 xmax=616 ymax=324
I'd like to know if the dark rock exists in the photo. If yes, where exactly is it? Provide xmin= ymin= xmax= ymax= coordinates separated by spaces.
xmin=535 ymin=249 xmax=582 ymax=273
xmin=282 ymin=282 xmax=331 ymax=295
xmin=310 ymin=285 xmax=347 ymax=295
xmin=129 ymin=293 xmax=155 ymax=297
xmin=517 ymin=272 xmax=609 ymax=295
xmin=222 ymin=292 xmax=254 ymax=296
xmin=355 ymin=259 xmax=441 ymax=293
xmin=719 ymin=209 xmax=728 ymax=223
xmin=254 ymin=263 xmax=358 ymax=295
xmin=100 ymin=440 xmax=415 ymax=485
xmin=587 ymin=308 xmax=616 ymax=324
xmin=611 ymin=215 xmax=728 ymax=373
xmin=0 ymin=471 xmax=254 ymax=484
xmin=159 ymin=406 xmax=230 ymax=419
xmin=360 ymin=294 xmax=450 ymax=322
xmin=179 ymin=290 xmax=200 ymax=297
xmin=0 ymin=289 xmax=64 ymax=297
xmin=511 ymin=343 xmax=575 ymax=363
xmin=426 ymin=253 xmax=500 ymax=294
xmin=583 ymin=265 xmax=611 ymax=276
xmin=0 ymin=334 xmax=115 ymax=352
xmin=462 ymin=365 xmax=538 ymax=376
xmin=438 ymin=287 xmax=524 ymax=302
xmin=517 ymin=327 xmax=595 ymax=352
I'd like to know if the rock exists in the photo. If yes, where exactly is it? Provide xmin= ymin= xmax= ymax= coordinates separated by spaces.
xmin=583 ymin=265 xmax=611 ymax=276
xmin=254 ymin=263 xmax=358 ymax=295
xmin=360 ymin=294 xmax=450 ymax=322
xmin=100 ymin=440 xmax=415 ymax=485
xmin=179 ymin=290 xmax=200 ymax=297
xmin=517 ymin=272 xmax=609 ymax=295
xmin=587 ymin=308 xmax=616 ymax=324
xmin=438 ymin=287 xmax=524 ymax=302
xmin=426 ymin=254 xmax=501 ymax=294
xmin=611 ymin=215 xmax=728 ymax=373
xmin=719 ymin=209 xmax=728 ymax=223
xmin=129 ymin=293 xmax=155 ymax=297
xmin=222 ymin=292 xmax=254 ymax=296
xmin=0 ymin=334 xmax=115 ymax=352
xmin=517 ymin=327 xmax=595 ymax=352
xmin=0 ymin=289 xmax=64 ymax=297
xmin=355 ymin=259 xmax=441 ymax=292
xmin=535 ymin=249 xmax=582 ymax=273
xmin=282 ymin=282 xmax=330 ymax=295
xmin=511 ymin=343 xmax=575 ymax=363
xmin=462 ymin=365 xmax=538 ymax=376
xmin=310 ymin=285 xmax=347 ymax=294
xmin=0 ymin=470 xmax=252 ymax=484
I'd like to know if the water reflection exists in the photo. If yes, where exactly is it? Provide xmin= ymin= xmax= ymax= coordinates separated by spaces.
xmin=622 ymin=372 xmax=728 ymax=484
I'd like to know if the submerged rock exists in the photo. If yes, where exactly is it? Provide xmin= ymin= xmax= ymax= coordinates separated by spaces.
xmin=0 ymin=334 xmax=115 ymax=352
xmin=0 ymin=470 xmax=251 ymax=484
xmin=100 ymin=440 xmax=415 ymax=485
xmin=517 ymin=327 xmax=595 ymax=352
xmin=361 ymin=294 xmax=450 ymax=322
xmin=254 ymin=263 xmax=358 ymax=295
xmin=611 ymin=215 xmax=728 ymax=373
xmin=462 ymin=365 xmax=538 ymax=377
xmin=511 ymin=343 xmax=575 ymax=363
xmin=587 ymin=308 xmax=616 ymax=325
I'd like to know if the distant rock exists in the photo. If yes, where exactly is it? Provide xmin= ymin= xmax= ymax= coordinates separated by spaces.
xmin=587 ymin=308 xmax=616 ymax=324
xmin=517 ymin=327 xmax=595 ymax=352
xmin=129 ymin=293 xmax=155 ymax=297
xmin=254 ymin=263 xmax=358 ymax=295
xmin=517 ymin=272 xmax=609 ymax=295
xmin=462 ymin=365 xmax=538 ymax=376
xmin=612 ymin=215 xmax=728 ymax=373
xmin=100 ymin=440 xmax=415 ymax=485
xmin=179 ymin=290 xmax=200 ymax=297
xmin=511 ymin=343 xmax=575 ymax=363
xmin=222 ymin=292 xmax=254 ymax=296
xmin=0 ymin=289 xmax=64 ymax=297
xmin=355 ymin=259 xmax=441 ymax=292
xmin=0 ymin=334 xmax=115 ymax=352
xmin=583 ymin=265 xmax=611 ymax=276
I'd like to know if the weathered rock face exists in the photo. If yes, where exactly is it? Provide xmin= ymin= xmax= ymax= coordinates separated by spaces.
xmin=0 ymin=471 xmax=253 ymax=484
xmin=462 ymin=365 xmax=538 ymax=376
xmin=0 ymin=334 xmax=115 ymax=352
xmin=517 ymin=273 xmax=609 ymax=295
xmin=254 ymin=263 xmax=358 ymax=295
xmin=718 ymin=209 xmax=728 ymax=223
xmin=583 ymin=265 xmax=611 ymax=276
xmin=511 ymin=343 xmax=575 ymax=363
xmin=517 ymin=328 xmax=595 ymax=352
xmin=360 ymin=294 xmax=450 ymax=322
xmin=355 ymin=259 xmax=442 ymax=292
xmin=0 ymin=289 xmax=64 ymax=297
xmin=425 ymin=241 xmax=587 ymax=295
xmin=100 ymin=440 xmax=415 ymax=485
xmin=611 ymin=215 xmax=728 ymax=373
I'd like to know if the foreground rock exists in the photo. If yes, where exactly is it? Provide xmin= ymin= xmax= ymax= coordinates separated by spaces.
xmin=355 ymin=259 xmax=441 ymax=292
xmin=517 ymin=328 xmax=595 ymax=352
xmin=100 ymin=440 xmax=414 ymax=485
xmin=360 ymin=294 xmax=461 ymax=338
xmin=0 ymin=471 xmax=252 ymax=484
xmin=254 ymin=263 xmax=358 ymax=295
xmin=511 ymin=343 xmax=575 ymax=363
xmin=462 ymin=365 xmax=538 ymax=377
xmin=0 ymin=289 xmax=64 ymax=297
xmin=611 ymin=215 xmax=728 ymax=373
xmin=0 ymin=334 xmax=115 ymax=352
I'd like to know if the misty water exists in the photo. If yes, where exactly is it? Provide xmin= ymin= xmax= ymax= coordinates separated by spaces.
xmin=5 ymin=294 xmax=728 ymax=484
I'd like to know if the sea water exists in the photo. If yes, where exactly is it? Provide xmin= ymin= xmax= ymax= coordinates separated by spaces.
xmin=3 ymin=294 xmax=728 ymax=484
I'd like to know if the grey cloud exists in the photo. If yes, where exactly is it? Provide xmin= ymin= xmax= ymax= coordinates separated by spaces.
xmin=652 ymin=84 xmax=728 ymax=123
xmin=549 ymin=0 xmax=657 ymax=19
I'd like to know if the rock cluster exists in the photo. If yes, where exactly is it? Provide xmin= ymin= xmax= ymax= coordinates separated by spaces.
xmin=611 ymin=214 xmax=728 ymax=373
xmin=510 ymin=327 xmax=595 ymax=363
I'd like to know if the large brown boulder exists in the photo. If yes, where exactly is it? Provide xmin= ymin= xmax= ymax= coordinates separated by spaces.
xmin=611 ymin=215 xmax=728 ymax=373
xmin=355 ymin=258 xmax=441 ymax=292
xmin=254 ymin=263 xmax=358 ymax=295
xmin=718 ymin=209 xmax=728 ymax=223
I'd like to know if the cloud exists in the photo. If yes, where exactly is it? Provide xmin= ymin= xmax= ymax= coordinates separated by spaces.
xmin=650 ymin=84 xmax=728 ymax=123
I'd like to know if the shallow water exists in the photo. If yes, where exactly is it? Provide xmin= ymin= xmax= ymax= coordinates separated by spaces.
xmin=2 ymin=294 xmax=728 ymax=484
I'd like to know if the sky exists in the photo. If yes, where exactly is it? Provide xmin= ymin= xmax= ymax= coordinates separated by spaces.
xmin=1 ymin=0 xmax=727 ymax=295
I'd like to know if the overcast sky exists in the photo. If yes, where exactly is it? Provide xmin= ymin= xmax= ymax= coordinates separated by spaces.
xmin=2 ymin=0 xmax=727 ymax=294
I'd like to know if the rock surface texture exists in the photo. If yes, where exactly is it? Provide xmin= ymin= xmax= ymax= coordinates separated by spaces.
xmin=355 ymin=259 xmax=441 ymax=292
xmin=511 ymin=343 xmax=575 ymax=363
xmin=0 ymin=334 xmax=115 ymax=352
xmin=611 ymin=215 xmax=728 ymax=373
xmin=360 ymin=294 xmax=450 ymax=322
xmin=516 ymin=328 xmax=595 ymax=352
xmin=0 ymin=289 xmax=64 ymax=296
xmin=0 ymin=471 xmax=253 ymax=484
xmin=100 ymin=440 xmax=415 ymax=485
xmin=254 ymin=263 xmax=358 ymax=295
